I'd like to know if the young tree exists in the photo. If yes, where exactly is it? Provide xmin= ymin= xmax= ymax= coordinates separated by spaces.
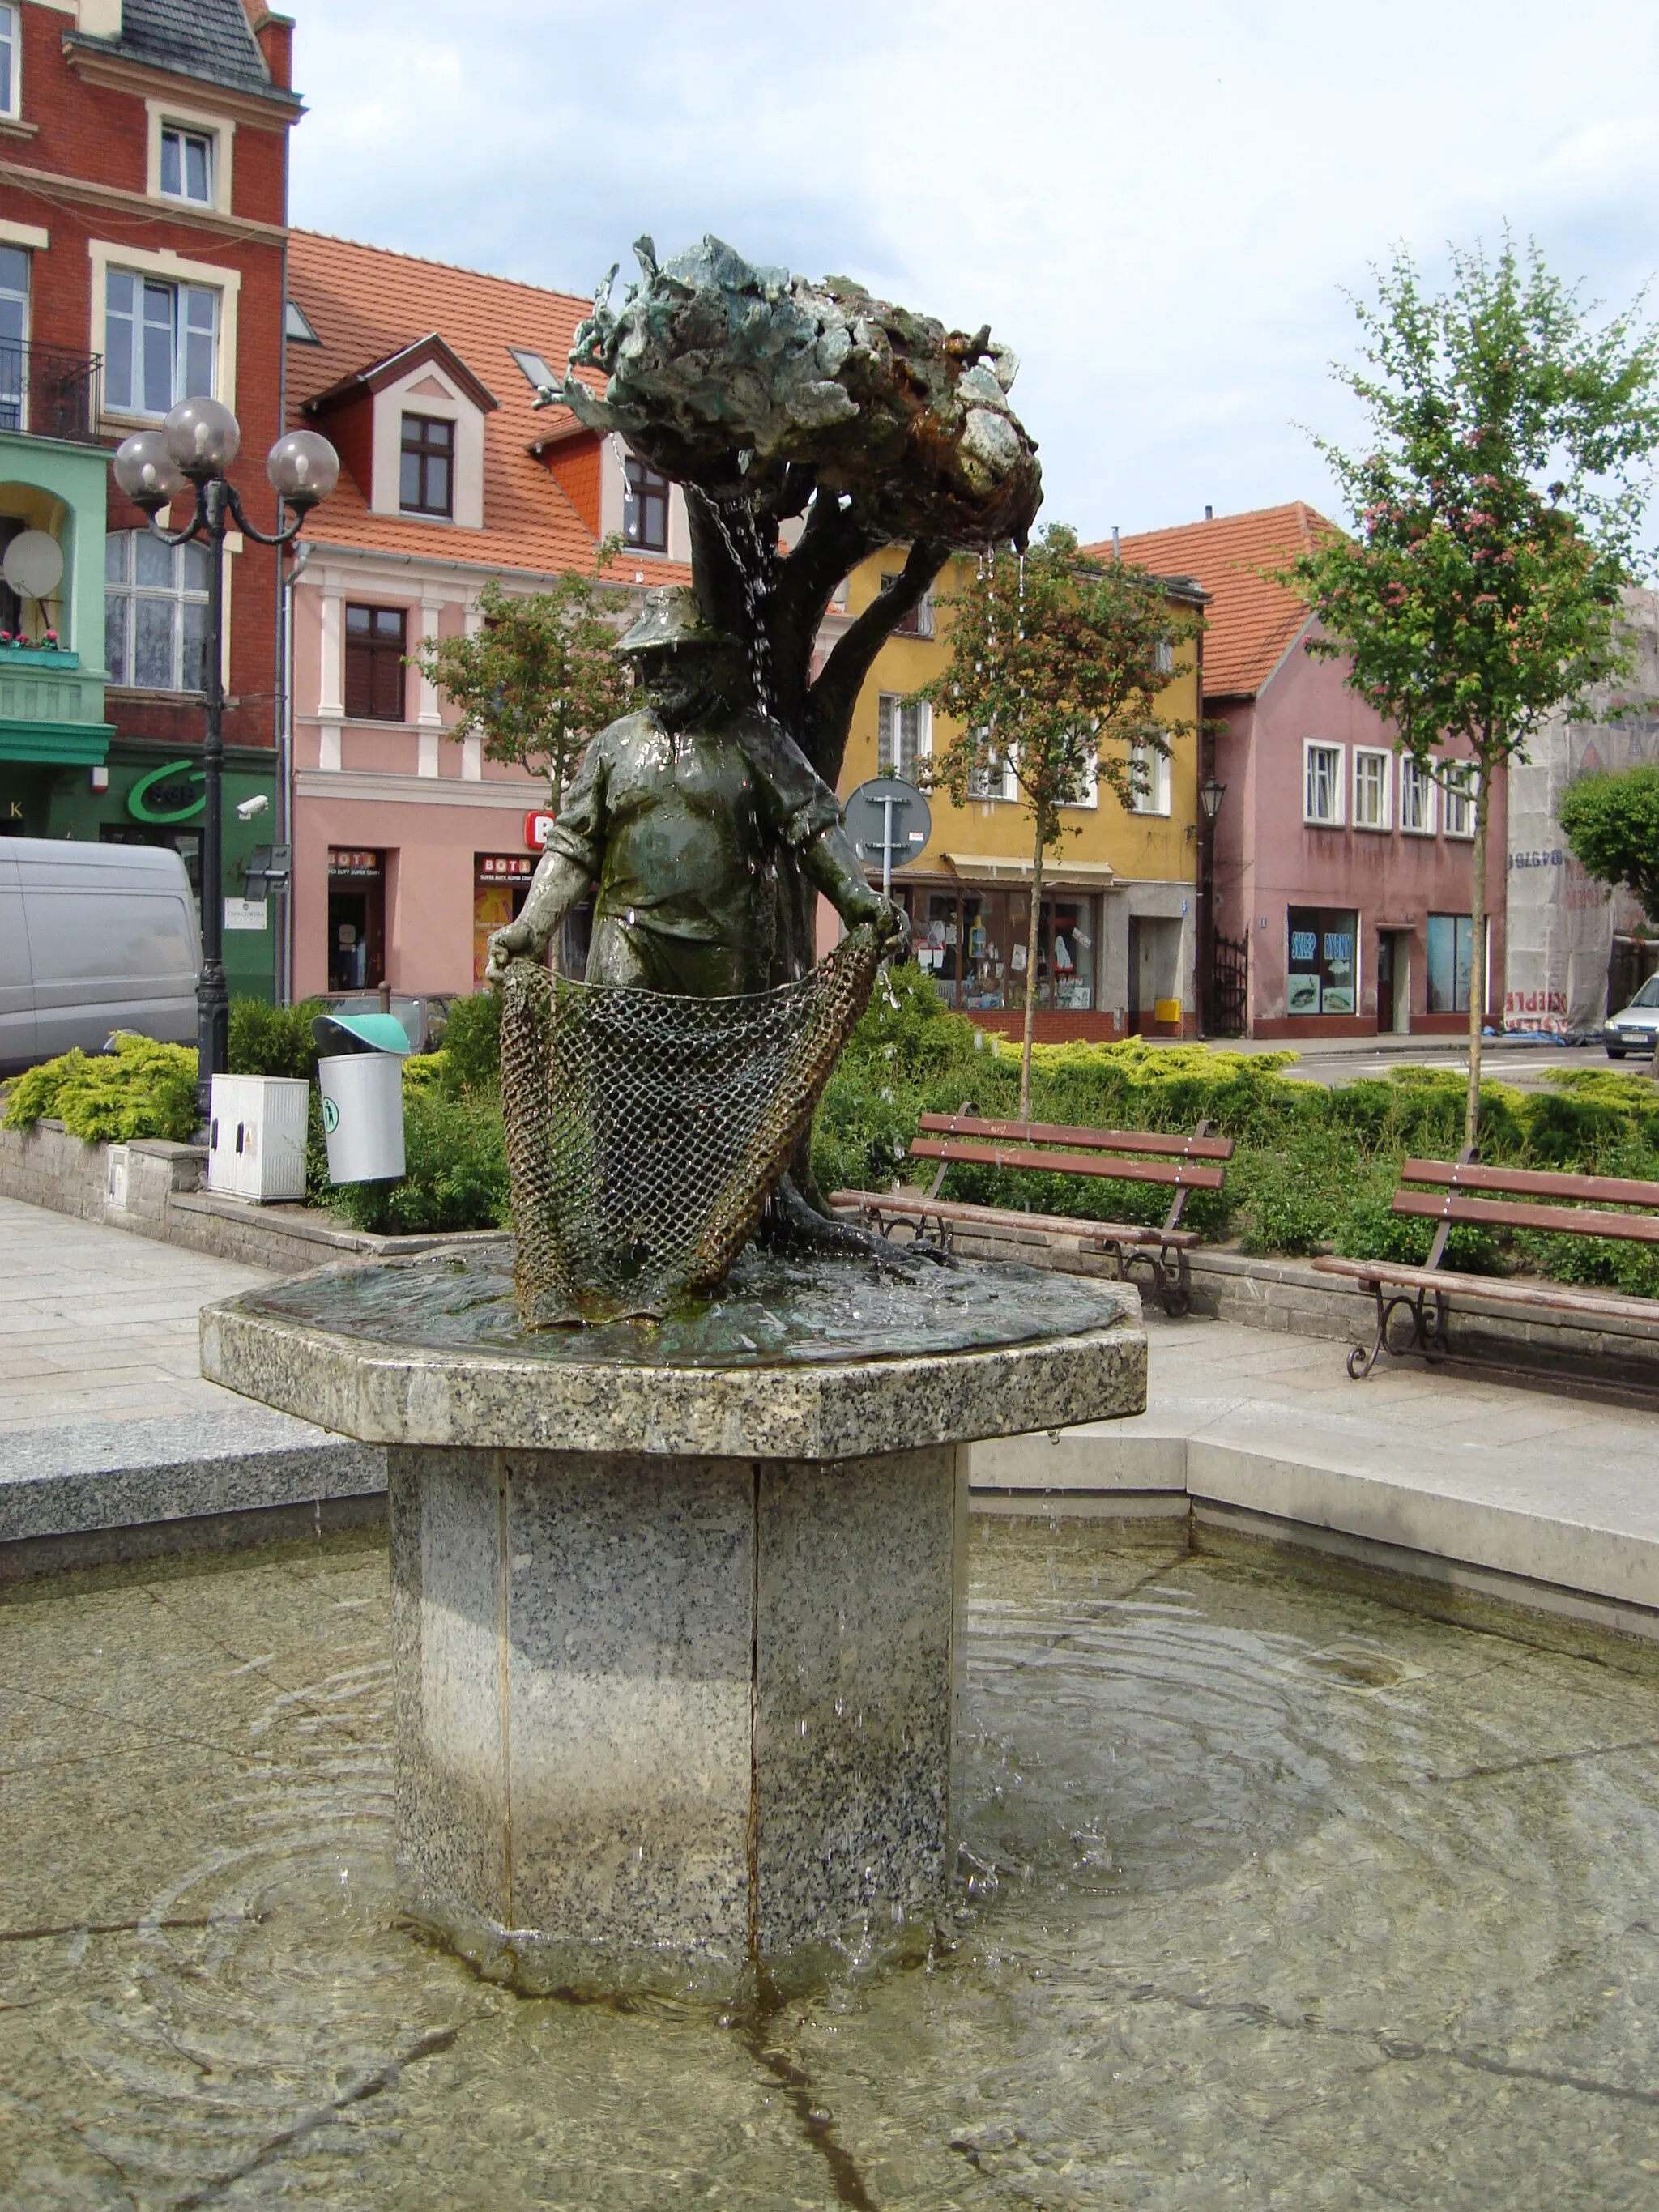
xmin=1559 ymin=762 xmax=1659 ymax=1072
xmin=412 ymin=565 xmax=632 ymax=812
xmin=1289 ymin=237 xmax=1659 ymax=1144
xmin=920 ymin=526 xmax=1198 ymax=1115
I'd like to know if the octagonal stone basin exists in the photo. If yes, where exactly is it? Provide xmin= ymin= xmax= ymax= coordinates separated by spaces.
xmin=201 ymin=1247 xmax=1145 ymax=1990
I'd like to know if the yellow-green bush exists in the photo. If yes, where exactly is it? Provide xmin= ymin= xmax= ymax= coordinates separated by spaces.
xmin=2 ymin=1034 xmax=198 ymax=1144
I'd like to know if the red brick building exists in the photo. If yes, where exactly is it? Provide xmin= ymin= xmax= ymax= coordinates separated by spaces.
xmin=0 ymin=0 xmax=301 ymax=999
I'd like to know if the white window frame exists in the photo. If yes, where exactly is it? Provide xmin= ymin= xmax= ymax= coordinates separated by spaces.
xmin=104 ymin=530 xmax=211 ymax=695
xmin=144 ymin=100 xmax=234 ymax=216
xmin=103 ymin=269 xmax=220 ymax=419
xmin=0 ymin=6 xmax=22 ymax=123
xmin=159 ymin=124 xmax=215 ymax=208
xmin=1400 ymin=755 xmax=1437 ymax=837
xmin=1352 ymin=746 xmax=1392 ymax=832
xmin=966 ymin=728 xmax=1018 ymax=801
xmin=1303 ymin=740 xmax=1344 ymax=826
xmin=876 ymin=693 xmax=931 ymax=780
xmin=1154 ymin=637 xmax=1175 ymax=676
xmin=1441 ymin=760 xmax=1477 ymax=840
xmin=1128 ymin=740 xmax=1170 ymax=816
xmin=89 ymin=241 xmax=241 ymax=420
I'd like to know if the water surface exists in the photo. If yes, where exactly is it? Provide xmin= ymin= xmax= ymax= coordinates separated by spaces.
xmin=6 ymin=1519 xmax=1659 ymax=2207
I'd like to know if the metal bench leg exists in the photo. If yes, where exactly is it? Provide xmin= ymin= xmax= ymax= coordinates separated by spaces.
xmin=1347 ymin=1285 xmax=1390 ymax=1379
xmin=1348 ymin=1285 xmax=1450 ymax=1379
xmin=1158 ymin=1246 xmax=1192 ymax=1319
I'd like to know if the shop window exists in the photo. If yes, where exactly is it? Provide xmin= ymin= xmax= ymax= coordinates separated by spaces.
xmin=327 ymin=848 xmax=386 ymax=990
xmin=344 ymin=603 xmax=407 ymax=721
xmin=1353 ymin=748 xmax=1391 ymax=830
xmin=1286 ymin=905 xmax=1358 ymax=1016
xmin=908 ymin=885 xmax=1095 ymax=1012
xmin=1427 ymin=912 xmax=1476 ymax=1013
xmin=877 ymin=693 xmax=929 ymax=778
xmin=473 ymin=853 xmax=534 ymax=989
xmin=1303 ymin=742 xmax=1343 ymax=825
xmin=1400 ymin=756 xmax=1435 ymax=835
xmin=104 ymin=531 xmax=210 ymax=691
xmin=623 ymin=454 xmax=669 ymax=552
xmin=1442 ymin=762 xmax=1476 ymax=838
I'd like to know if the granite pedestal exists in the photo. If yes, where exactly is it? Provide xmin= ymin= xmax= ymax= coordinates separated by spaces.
xmin=201 ymin=1254 xmax=1145 ymax=1986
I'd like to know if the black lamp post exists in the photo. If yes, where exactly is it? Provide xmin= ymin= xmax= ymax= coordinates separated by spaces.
xmin=112 ymin=399 xmax=339 ymax=1119
xmin=1197 ymin=772 xmax=1226 ymax=1034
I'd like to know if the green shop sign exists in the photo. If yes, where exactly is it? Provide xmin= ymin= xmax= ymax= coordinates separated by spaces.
xmin=128 ymin=759 xmax=206 ymax=824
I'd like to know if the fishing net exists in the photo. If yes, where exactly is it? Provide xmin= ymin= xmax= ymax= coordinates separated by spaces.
xmin=501 ymin=925 xmax=883 ymax=1326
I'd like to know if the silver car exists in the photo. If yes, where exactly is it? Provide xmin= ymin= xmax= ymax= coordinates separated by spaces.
xmin=1602 ymin=974 xmax=1659 ymax=1058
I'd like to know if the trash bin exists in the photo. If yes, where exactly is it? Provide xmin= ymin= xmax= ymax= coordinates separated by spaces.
xmin=312 ymin=1011 xmax=412 ymax=1184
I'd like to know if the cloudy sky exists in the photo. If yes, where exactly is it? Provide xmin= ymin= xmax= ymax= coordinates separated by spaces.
xmin=289 ymin=0 xmax=1659 ymax=545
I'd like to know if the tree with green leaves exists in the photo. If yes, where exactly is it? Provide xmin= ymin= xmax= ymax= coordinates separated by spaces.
xmin=1559 ymin=762 xmax=1659 ymax=1071
xmin=920 ymin=525 xmax=1198 ymax=1115
xmin=1289 ymin=237 xmax=1659 ymax=1144
xmin=412 ymin=561 xmax=632 ymax=812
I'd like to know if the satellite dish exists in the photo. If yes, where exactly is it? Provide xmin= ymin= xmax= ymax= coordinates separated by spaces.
xmin=843 ymin=776 xmax=932 ymax=892
xmin=2 ymin=530 xmax=63 ymax=601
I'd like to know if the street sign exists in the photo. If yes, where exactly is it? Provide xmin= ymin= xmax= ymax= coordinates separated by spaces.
xmin=843 ymin=776 xmax=932 ymax=894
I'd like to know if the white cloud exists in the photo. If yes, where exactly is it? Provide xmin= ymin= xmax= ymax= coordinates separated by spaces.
xmin=288 ymin=0 xmax=1659 ymax=538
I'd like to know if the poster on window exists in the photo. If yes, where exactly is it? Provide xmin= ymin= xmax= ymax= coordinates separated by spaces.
xmin=1286 ymin=906 xmax=1358 ymax=1016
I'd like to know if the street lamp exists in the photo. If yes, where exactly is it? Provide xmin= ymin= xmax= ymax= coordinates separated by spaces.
xmin=113 ymin=402 xmax=339 ymax=1119
xmin=1199 ymin=774 xmax=1226 ymax=823
xmin=1196 ymin=773 xmax=1226 ymax=1034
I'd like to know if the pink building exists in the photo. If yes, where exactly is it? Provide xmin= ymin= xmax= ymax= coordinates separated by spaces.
xmin=1111 ymin=505 xmax=1505 ymax=1039
xmin=282 ymin=232 xmax=691 ymax=1000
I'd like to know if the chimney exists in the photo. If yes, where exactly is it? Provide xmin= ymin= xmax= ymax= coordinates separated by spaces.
xmin=77 ymin=1 xmax=122 ymax=36
xmin=1111 ymin=526 xmax=1120 ymax=562
xmin=1204 ymin=505 xmax=1213 ymax=522
xmin=241 ymin=2 xmax=294 ymax=88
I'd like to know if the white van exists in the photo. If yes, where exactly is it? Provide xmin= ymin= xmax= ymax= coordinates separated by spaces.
xmin=0 ymin=837 xmax=201 ymax=1073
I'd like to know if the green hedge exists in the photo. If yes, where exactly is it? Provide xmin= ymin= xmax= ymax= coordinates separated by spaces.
xmin=2 ymin=1034 xmax=199 ymax=1144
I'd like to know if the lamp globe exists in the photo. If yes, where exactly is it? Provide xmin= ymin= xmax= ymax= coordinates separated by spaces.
xmin=112 ymin=429 xmax=187 ymax=512
xmin=266 ymin=428 xmax=339 ymax=509
xmin=163 ymin=396 xmax=241 ymax=479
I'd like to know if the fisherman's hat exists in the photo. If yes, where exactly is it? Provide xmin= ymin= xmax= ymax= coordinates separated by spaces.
xmin=616 ymin=586 xmax=732 ymax=656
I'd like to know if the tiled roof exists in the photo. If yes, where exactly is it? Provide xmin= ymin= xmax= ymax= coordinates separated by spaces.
xmin=1088 ymin=503 xmax=1343 ymax=698
xmin=285 ymin=230 xmax=687 ymax=586
xmin=75 ymin=0 xmax=284 ymax=100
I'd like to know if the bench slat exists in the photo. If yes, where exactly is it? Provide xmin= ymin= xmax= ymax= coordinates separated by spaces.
xmin=1392 ymin=1189 xmax=1659 ymax=1244
xmin=916 ymin=1113 xmax=1234 ymax=1161
xmin=908 ymin=1136 xmax=1226 ymax=1189
xmin=1313 ymin=1253 xmax=1659 ymax=1323
xmin=830 ymin=1191 xmax=1192 ymax=1247
xmin=1401 ymin=1157 xmax=1659 ymax=1210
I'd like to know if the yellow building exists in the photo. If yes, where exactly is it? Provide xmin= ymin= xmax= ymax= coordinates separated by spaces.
xmin=830 ymin=549 xmax=1209 ymax=1040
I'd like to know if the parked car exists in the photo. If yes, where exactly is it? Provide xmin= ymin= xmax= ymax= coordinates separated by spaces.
xmin=313 ymin=991 xmax=451 ymax=1055
xmin=0 ymin=837 xmax=200 ymax=1074
xmin=1601 ymin=975 xmax=1659 ymax=1059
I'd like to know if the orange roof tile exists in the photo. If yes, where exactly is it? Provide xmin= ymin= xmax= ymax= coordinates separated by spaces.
xmin=1085 ymin=502 xmax=1342 ymax=698
xmin=285 ymin=231 xmax=688 ymax=587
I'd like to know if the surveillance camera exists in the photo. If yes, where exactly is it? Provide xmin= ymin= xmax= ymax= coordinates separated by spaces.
xmin=236 ymin=794 xmax=269 ymax=821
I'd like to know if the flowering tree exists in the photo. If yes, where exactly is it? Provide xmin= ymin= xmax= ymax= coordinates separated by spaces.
xmin=921 ymin=526 xmax=1198 ymax=1114
xmin=412 ymin=567 xmax=632 ymax=812
xmin=1289 ymin=239 xmax=1659 ymax=1141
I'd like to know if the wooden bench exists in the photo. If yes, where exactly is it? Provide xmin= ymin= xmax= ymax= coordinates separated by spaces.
xmin=1312 ymin=1149 xmax=1659 ymax=1378
xmin=833 ymin=1107 xmax=1232 ymax=1316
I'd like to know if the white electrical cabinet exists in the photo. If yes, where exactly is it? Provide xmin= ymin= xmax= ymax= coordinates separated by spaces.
xmin=207 ymin=1074 xmax=309 ymax=1202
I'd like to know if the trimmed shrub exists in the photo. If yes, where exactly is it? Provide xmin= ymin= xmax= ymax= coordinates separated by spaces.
xmin=322 ymin=1090 xmax=508 ymax=1234
xmin=228 ymin=996 xmax=328 ymax=1081
xmin=437 ymin=991 xmax=502 ymax=1095
xmin=2 ymin=1034 xmax=198 ymax=1144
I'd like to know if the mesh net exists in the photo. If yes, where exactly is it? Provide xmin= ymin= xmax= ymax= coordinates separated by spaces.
xmin=501 ymin=925 xmax=882 ymax=1326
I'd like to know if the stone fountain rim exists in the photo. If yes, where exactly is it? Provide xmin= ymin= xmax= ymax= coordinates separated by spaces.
xmin=198 ymin=1266 xmax=1146 ymax=1462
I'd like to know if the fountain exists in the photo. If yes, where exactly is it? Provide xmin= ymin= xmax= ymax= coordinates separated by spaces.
xmin=202 ymin=239 xmax=1147 ymax=1990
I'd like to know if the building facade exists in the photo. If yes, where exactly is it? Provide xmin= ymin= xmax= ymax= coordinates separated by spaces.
xmin=0 ymin=0 xmax=299 ymax=1002
xmin=830 ymin=549 xmax=1206 ymax=1041
xmin=282 ymin=230 xmax=688 ymax=1001
xmin=1107 ymin=505 xmax=1505 ymax=1039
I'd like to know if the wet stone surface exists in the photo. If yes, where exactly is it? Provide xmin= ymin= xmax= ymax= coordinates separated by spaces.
xmin=7 ymin=1520 xmax=1659 ymax=2206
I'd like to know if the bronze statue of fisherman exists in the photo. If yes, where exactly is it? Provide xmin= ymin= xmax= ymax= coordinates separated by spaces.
xmin=486 ymin=587 xmax=902 ymax=995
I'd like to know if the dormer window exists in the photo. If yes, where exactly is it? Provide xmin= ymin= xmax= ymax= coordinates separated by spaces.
xmin=400 ymin=414 xmax=453 ymax=518
xmin=623 ymin=454 xmax=668 ymax=553
xmin=160 ymin=126 xmax=213 ymax=205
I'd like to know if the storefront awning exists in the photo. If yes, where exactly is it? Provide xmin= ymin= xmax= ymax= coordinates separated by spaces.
xmin=0 ymin=720 xmax=113 ymax=767
xmin=939 ymin=851 xmax=1115 ymax=885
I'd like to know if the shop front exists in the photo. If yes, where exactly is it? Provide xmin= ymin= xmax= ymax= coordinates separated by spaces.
xmin=887 ymin=867 xmax=1139 ymax=1042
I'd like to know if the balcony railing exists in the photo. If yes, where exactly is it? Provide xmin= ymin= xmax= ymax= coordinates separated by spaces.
xmin=0 ymin=343 xmax=103 ymax=443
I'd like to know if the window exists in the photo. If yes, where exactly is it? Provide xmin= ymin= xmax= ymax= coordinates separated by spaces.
xmin=105 ymin=271 xmax=217 ymax=416
xmin=160 ymin=126 xmax=213 ymax=205
xmin=509 ymin=345 xmax=559 ymax=394
xmin=1400 ymin=756 xmax=1436 ymax=835
xmin=104 ymin=531 xmax=210 ymax=691
xmin=911 ymin=886 xmax=1097 ymax=1012
xmin=0 ymin=6 xmax=19 ymax=120
xmin=623 ymin=453 xmax=669 ymax=552
xmin=344 ymin=604 xmax=408 ymax=721
xmin=1427 ymin=913 xmax=1477 ymax=1013
xmin=1154 ymin=637 xmax=1175 ymax=676
xmin=877 ymin=571 xmax=934 ymax=638
xmin=966 ymin=733 xmax=1017 ymax=801
xmin=1442 ymin=761 xmax=1476 ymax=838
xmin=284 ymin=299 xmax=320 ymax=345
xmin=0 ymin=244 xmax=26 ymax=433
xmin=1353 ymin=748 xmax=1391 ymax=831
xmin=1303 ymin=742 xmax=1343 ymax=825
xmin=399 ymin=414 xmax=454 ymax=517
xmin=1286 ymin=905 xmax=1359 ymax=1016
xmin=1128 ymin=741 xmax=1170 ymax=816
xmin=877 ymin=693 xmax=930 ymax=778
